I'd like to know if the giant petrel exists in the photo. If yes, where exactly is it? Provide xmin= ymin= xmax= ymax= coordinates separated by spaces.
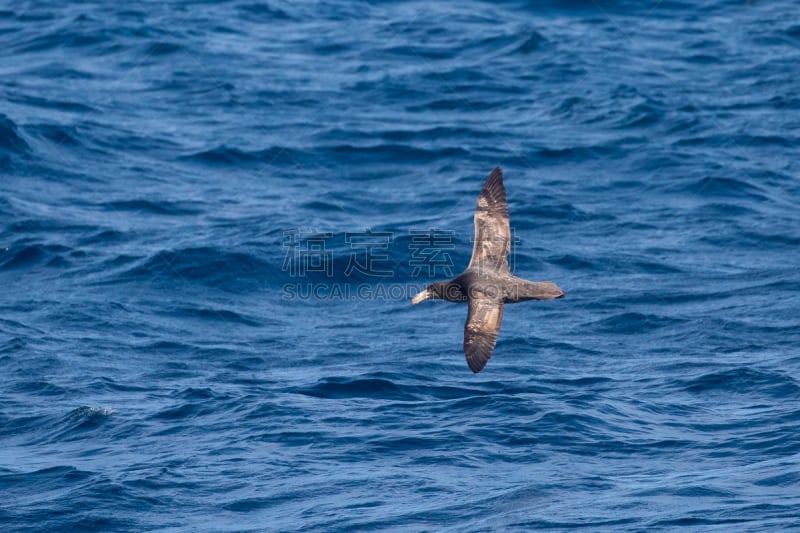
xmin=412 ymin=167 xmax=565 ymax=373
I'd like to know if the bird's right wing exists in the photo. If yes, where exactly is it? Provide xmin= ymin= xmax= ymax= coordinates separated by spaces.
xmin=468 ymin=167 xmax=511 ymax=273
xmin=463 ymin=293 xmax=504 ymax=373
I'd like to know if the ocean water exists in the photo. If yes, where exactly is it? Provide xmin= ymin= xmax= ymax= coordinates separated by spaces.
xmin=2 ymin=0 xmax=800 ymax=530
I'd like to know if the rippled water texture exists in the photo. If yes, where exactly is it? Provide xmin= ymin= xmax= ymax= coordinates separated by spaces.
xmin=2 ymin=1 xmax=800 ymax=531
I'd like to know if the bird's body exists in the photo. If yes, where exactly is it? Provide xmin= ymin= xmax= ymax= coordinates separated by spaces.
xmin=412 ymin=167 xmax=564 ymax=373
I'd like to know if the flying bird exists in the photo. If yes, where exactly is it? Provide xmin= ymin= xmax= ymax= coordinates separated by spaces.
xmin=411 ymin=167 xmax=564 ymax=373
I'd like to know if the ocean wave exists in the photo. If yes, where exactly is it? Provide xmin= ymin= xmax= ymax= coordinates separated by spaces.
xmin=0 ymin=114 xmax=30 ymax=165
xmin=535 ymin=139 xmax=641 ymax=161
xmin=671 ymin=176 xmax=769 ymax=200
xmin=119 ymin=246 xmax=276 ymax=290
xmin=292 ymin=374 xmax=546 ymax=403
xmin=26 ymin=123 xmax=83 ymax=146
xmin=10 ymin=380 xmax=69 ymax=397
xmin=0 ymin=336 xmax=27 ymax=355
xmin=587 ymin=312 xmax=686 ymax=334
xmin=103 ymin=199 xmax=204 ymax=216
xmin=674 ymin=134 xmax=795 ymax=149
xmin=0 ymin=465 xmax=93 ymax=491
xmin=322 ymin=143 xmax=470 ymax=164
xmin=683 ymin=368 xmax=800 ymax=397
xmin=165 ymin=305 xmax=265 ymax=327
xmin=178 ymin=145 xmax=303 ymax=166
xmin=294 ymin=377 xmax=417 ymax=401
xmin=236 ymin=2 xmax=293 ymax=21
xmin=10 ymin=406 xmax=116 ymax=445
xmin=8 ymin=93 xmax=97 ymax=113
xmin=514 ymin=201 xmax=609 ymax=223
xmin=13 ymin=27 xmax=117 ymax=55
xmin=0 ymin=243 xmax=71 ymax=270
xmin=142 ymin=40 xmax=184 ymax=56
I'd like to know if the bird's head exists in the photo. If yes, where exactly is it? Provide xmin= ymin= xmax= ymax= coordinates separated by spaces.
xmin=411 ymin=280 xmax=465 ymax=304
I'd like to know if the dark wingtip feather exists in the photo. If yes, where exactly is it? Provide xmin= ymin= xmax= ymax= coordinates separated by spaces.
xmin=464 ymin=330 xmax=496 ymax=373
xmin=486 ymin=167 xmax=503 ymax=188
xmin=466 ymin=352 xmax=489 ymax=373
xmin=478 ymin=166 xmax=508 ymax=218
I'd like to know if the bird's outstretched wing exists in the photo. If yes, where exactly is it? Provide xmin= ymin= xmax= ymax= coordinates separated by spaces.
xmin=468 ymin=167 xmax=510 ymax=273
xmin=463 ymin=293 xmax=504 ymax=373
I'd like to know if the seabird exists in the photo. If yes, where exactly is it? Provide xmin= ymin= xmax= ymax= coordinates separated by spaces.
xmin=412 ymin=167 xmax=564 ymax=373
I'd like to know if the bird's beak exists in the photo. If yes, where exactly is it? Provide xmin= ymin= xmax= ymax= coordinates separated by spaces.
xmin=411 ymin=289 xmax=430 ymax=305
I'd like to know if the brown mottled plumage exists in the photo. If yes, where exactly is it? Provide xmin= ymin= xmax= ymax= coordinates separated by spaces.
xmin=412 ymin=167 xmax=564 ymax=373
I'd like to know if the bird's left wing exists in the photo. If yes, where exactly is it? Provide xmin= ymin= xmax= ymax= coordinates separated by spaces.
xmin=463 ymin=293 xmax=504 ymax=373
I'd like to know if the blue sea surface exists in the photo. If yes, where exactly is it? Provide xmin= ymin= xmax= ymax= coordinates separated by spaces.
xmin=2 ymin=0 xmax=800 ymax=530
